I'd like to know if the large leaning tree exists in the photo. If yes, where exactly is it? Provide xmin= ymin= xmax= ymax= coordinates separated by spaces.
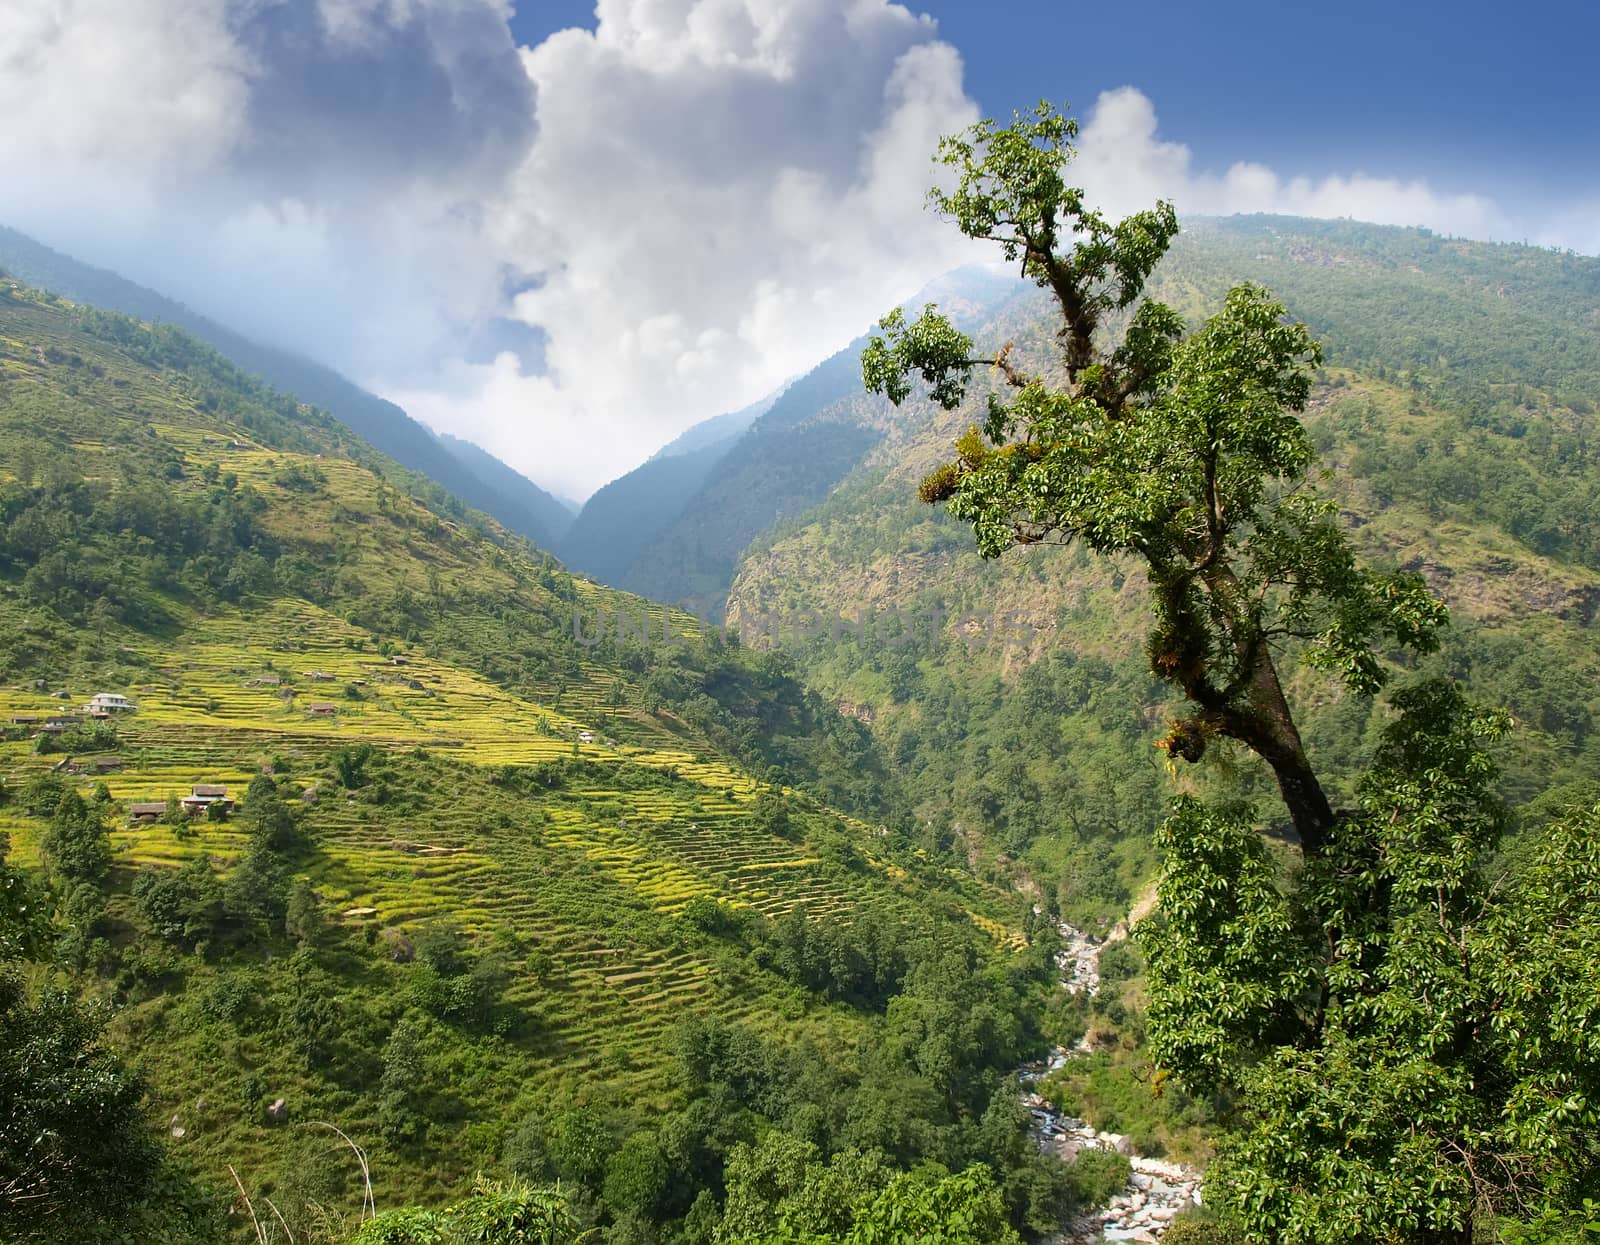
xmin=864 ymin=102 xmax=1600 ymax=1242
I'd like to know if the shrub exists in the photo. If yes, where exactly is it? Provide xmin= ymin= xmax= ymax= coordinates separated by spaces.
xmin=1163 ymin=1212 xmax=1248 ymax=1245
xmin=1062 ymin=1146 xmax=1130 ymax=1209
xmin=349 ymin=1208 xmax=451 ymax=1245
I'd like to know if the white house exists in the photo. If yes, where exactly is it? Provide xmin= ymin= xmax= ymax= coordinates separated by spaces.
xmin=84 ymin=692 xmax=136 ymax=713
xmin=578 ymin=730 xmax=595 ymax=744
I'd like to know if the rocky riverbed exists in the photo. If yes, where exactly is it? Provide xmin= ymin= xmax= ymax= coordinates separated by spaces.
xmin=1024 ymin=919 xmax=1203 ymax=1243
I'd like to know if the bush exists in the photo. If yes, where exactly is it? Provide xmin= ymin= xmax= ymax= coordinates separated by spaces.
xmin=1163 ymin=1212 xmax=1248 ymax=1245
xmin=1062 ymin=1146 xmax=1130 ymax=1209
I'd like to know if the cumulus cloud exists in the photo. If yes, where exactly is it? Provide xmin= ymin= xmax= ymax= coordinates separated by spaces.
xmin=392 ymin=0 xmax=982 ymax=498
xmin=0 ymin=3 xmax=1590 ymax=502
xmin=0 ymin=0 xmax=533 ymax=374
xmin=1073 ymin=87 xmax=1512 ymax=243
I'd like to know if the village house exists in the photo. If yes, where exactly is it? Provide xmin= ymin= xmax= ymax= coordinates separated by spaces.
xmin=180 ymin=784 xmax=233 ymax=815
xmin=10 ymin=714 xmax=39 ymax=726
xmin=128 ymin=802 xmax=168 ymax=823
xmin=92 ymin=756 xmax=123 ymax=773
xmin=578 ymin=730 xmax=596 ymax=744
xmin=307 ymin=702 xmax=339 ymax=717
xmin=84 ymin=692 xmax=136 ymax=714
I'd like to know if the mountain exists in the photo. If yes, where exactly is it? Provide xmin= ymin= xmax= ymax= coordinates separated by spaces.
xmin=564 ymin=267 xmax=1029 ymax=615
xmin=596 ymin=216 xmax=1600 ymax=917
xmin=557 ymin=443 xmax=738 ymax=589
xmin=435 ymin=430 xmax=576 ymax=543
xmin=0 ymin=224 xmax=573 ymax=549
xmin=647 ymin=394 xmax=772 ymax=462
xmin=0 ymin=274 xmax=1075 ymax=1235
xmin=556 ymin=398 xmax=772 ymax=586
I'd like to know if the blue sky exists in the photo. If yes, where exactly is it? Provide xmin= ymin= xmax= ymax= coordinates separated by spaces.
xmin=514 ymin=0 xmax=1600 ymax=210
xmin=3 ymin=0 xmax=1595 ymax=496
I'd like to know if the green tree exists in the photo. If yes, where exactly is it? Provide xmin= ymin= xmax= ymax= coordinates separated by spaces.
xmin=503 ymin=1111 xmax=554 ymax=1183
xmin=133 ymin=854 xmax=224 ymax=949
xmin=284 ymin=950 xmax=339 ymax=1069
xmin=0 ymin=834 xmax=48 ymax=960
xmin=380 ymin=1014 xmax=430 ymax=1147
xmin=444 ymin=1177 xmax=588 ymax=1244
xmin=862 ymin=101 xmax=1443 ymax=851
xmin=602 ymin=1130 xmax=671 ymax=1222
xmin=285 ymin=877 xmax=325 ymax=946
xmin=40 ymin=789 xmax=113 ymax=887
xmin=0 ymin=973 xmax=161 ymax=1240
xmin=865 ymin=101 xmax=1600 ymax=1239
xmin=546 ymin=1108 xmax=612 ymax=1190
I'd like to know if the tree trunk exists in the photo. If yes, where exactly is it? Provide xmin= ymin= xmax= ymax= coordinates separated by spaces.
xmin=1238 ymin=645 xmax=1336 ymax=857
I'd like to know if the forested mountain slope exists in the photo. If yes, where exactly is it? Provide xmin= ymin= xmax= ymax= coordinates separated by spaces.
xmin=721 ymin=217 xmax=1600 ymax=917
xmin=435 ymin=430 xmax=576 ymax=543
xmin=0 ymin=278 xmax=1087 ymax=1241
xmin=0 ymin=225 xmax=574 ymax=549
xmin=566 ymin=269 xmax=1028 ymax=615
xmin=556 ymin=397 xmax=771 ymax=588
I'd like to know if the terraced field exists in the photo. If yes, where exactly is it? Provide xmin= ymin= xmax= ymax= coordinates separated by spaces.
xmin=0 ymin=282 xmax=1024 ymax=1205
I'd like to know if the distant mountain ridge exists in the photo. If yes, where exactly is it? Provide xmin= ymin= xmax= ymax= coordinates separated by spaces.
xmin=0 ymin=224 xmax=574 ymax=549
xmin=647 ymin=393 xmax=773 ymax=462
xmin=559 ymin=266 xmax=1029 ymax=611
xmin=435 ymin=430 xmax=575 ymax=542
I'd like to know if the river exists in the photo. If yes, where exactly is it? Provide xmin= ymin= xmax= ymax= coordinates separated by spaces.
xmin=1021 ymin=919 xmax=1203 ymax=1244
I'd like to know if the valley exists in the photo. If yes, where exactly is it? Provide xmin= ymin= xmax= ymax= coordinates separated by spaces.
xmin=2 ymin=206 xmax=1598 ymax=1244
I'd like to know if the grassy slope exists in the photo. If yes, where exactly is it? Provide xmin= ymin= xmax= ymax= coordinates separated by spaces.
xmin=0 ymin=281 xmax=1018 ymax=1206
xmin=0 ymin=224 xmax=574 ymax=550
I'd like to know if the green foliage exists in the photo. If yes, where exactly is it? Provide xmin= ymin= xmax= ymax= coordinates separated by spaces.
xmin=33 ymin=718 xmax=117 ymax=755
xmin=350 ymin=1207 xmax=453 ymax=1245
xmin=0 ymin=834 xmax=48 ymax=960
xmin=20 ymin=770 xmax=68 ymax=817
xmin=1143 ymin=685 xmax=1600 ymax=1238
xmin=502 ymin=1111 xmax=554 ymax=1183
xmin=285 ymin=877 xmax=326 ymax=945
xmin=133 ymin=855 xmax=225 ymax=949
xmin=40 ymin=788 xmax=112 ymax=887
xmin=0 ymin=971 xmax=162 ymax=1240
xmin=440 ymin=1176 xmax=589 ymax=1245
xmin=547 ymin=1109 xmax=613 ymax=1190
xmin=380 ymin=1014 xmax=431 ymax=1147
xmin=1163 ymin=1213 xmax=1248 ymax=1245
xmin=335 ymin=743 xmax=379 ymax=789
xmin=1060 ymin=1147 xmax=1130 ymax=1209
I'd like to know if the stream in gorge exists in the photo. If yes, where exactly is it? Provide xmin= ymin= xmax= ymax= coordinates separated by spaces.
xmin=1023 ymin=920 xmax=1203 ymax=1244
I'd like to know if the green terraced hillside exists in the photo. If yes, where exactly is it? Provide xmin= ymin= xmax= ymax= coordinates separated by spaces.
xmin=0 ymin=276 xmax=1066 ymax=1238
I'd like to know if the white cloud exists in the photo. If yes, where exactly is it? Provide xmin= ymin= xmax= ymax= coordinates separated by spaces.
xmin=0 ymin=4 xmax=1592 ymax=504
xmin=1073 ymin=87 xmax=1511 ymax=243
xmin=409 ymin=0 xmax=981 ymax=498
xmin=0 ymin=0 xmax=533 ymax=375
